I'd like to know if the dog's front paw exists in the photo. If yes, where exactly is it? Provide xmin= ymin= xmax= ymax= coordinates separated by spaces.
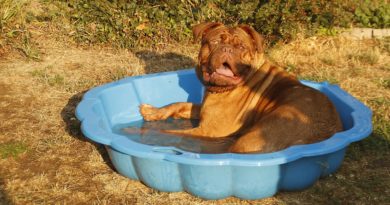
xmin=139 ymin=104 xmax=166 ymax=121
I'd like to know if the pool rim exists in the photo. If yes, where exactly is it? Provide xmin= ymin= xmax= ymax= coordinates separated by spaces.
xmin=76 ymin=69 xmax=372 ymax=167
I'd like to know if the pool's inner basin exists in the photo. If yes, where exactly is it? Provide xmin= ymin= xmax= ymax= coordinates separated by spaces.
xmin=99 ymin=68 xmax=364 ymax=155
xmin=113 ymin=119 xmax=236 ymax=153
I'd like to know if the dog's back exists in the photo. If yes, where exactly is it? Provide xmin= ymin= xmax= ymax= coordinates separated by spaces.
xmin=227 ymin=62 xmax=343 ymax=153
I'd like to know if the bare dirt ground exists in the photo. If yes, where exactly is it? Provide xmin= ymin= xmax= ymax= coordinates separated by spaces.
xmin=0 ymin=35 xmax=389 ymax=204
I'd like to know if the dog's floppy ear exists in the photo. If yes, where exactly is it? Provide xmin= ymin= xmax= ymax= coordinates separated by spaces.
xmin=238 ymin=25 xmax=265 ymax=53
xmin=192 ymin=22 xmax=223 ymax=42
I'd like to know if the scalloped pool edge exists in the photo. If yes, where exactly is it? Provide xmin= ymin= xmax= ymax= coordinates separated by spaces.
xmin=76 ymin=69 xmax=372 ymax=200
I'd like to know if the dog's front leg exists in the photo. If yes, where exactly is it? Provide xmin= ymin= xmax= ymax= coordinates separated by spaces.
xmin=139 ymin=102 xmax=200 ymax=121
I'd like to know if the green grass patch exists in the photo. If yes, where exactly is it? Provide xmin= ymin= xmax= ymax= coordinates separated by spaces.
xmin=31 ymin=68 xmax=65 ymax=87
xmin=30 ymin=69 xmax=46 ymax=78
xmin=0 ymin=141 xmax=28 ymax=159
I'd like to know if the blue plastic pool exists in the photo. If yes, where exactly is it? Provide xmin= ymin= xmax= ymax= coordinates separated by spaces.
xmin=76 ymin=69 xmax=372 ymax=200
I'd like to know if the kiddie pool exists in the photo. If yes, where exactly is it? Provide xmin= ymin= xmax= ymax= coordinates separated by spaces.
xmin=76 ymin=69 xmax=372 ymax=200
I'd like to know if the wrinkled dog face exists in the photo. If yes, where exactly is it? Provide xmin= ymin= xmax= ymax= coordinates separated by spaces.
xmin=193 ymin=23 xmax=265 ymax=93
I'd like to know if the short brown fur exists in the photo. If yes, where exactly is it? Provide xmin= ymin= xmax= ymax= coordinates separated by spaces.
xmin=139 ymin=23 xmax=343 ymax=153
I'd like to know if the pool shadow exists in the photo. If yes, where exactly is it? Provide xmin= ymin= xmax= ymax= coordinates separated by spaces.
xmin=61 ymin=50 xmax=196 ymax=173
xmin=60 ymin=91 xmax=115 ymax=171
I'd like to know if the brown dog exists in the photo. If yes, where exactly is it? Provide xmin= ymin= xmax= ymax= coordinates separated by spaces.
xmin=139 ymin=22 xmax=343 ymax=153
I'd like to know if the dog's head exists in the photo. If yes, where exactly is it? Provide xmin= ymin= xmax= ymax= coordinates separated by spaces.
xmin=193 ymin=22 xmax=265 ymax=93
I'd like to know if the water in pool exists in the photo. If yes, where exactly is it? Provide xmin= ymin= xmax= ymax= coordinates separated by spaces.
xmin=113 ymin=118 xmax=235 ymax=154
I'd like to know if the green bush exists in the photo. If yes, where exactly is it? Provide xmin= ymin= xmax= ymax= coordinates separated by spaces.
xmin=254 ymin=1 xmax=359 ymax=41
xmin=0 ymin=0 xmax=41 ymax=59
xmin=59 ymin=0 xmax=229 ymax=47
xmin=354 ymin=0 xmax=390 ymax=28
xmin=56 ymin=0 xmax=389 ymax=48
xmin=2 ymin=0 xmax=390 ymax=53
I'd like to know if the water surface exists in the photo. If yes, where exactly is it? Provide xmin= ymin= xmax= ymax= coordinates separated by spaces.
xmin=113 ymin=118 xmax=235 ymax=154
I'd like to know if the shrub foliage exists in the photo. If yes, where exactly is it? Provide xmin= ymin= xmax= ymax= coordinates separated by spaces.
xmin=60 ymin=0 xmax=389 ymax=47
xmin=1 ymin=0 xmax=389 ymax=52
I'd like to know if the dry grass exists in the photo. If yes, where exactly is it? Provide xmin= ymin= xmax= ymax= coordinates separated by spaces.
xmin=0 ymin=25 xmax=389 ymax=205
xmin=270 ymin=36 xmax=389 ymax=108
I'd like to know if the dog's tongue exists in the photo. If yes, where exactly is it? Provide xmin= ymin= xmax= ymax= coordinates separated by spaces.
xmin=215 ymin=66 xmax=234 ymax=77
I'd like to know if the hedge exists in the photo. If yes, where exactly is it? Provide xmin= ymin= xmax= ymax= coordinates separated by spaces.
xmin=1 ymin=0 xmax=389 ymax=53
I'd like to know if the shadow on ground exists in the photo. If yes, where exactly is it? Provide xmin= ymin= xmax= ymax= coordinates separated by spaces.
xmin=0 ymin=178 xmax=12 ymax=205
xmin=60 ymin=91 xmax=115 ymax=171
xmin=135 ymin=50 xmax=196 ymax=73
